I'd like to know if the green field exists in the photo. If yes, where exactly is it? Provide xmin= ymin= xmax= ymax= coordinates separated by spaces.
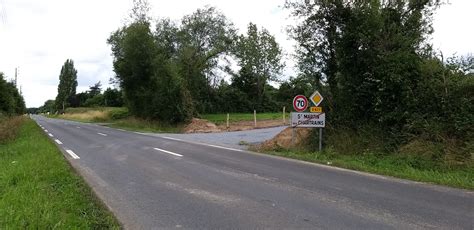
xmin=262 ymin=149 xmax=474 ymax=190
xmin=50 ymin=107 xmax=286 ymax=132
xmin=201 ymin=112 xmax=284 ymax=124
xmin=0 ymin=118 xmax=120 ymax=228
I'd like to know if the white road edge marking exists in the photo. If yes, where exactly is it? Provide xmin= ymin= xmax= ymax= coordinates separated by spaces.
xmin=65 ymin=149 xmax=80 ymax=159
xmin=97 ymin=132 xmax=107 ymax=136
xmin=48 ymin=133 xmax=54 ymax=137
xmin=160 ymin=136 xmax=244 ymax=152
xmin=55 ymin=139 xmax=63 ymax=145
xmin=44 ymin=129 xmax=48 ymax=132
xmin=153 ymin=147 xmax=183 ymax=157
xmin=76 ymin=126 xmax=81 ymax=129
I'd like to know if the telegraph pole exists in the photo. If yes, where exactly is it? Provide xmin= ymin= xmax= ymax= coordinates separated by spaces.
xmin=14 ymin=67 xmax=17 ymax=87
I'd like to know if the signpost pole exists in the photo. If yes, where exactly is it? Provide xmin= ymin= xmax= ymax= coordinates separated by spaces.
xmin=319 ymin=128 xmax=322 ymax=152
xmin=291 ymin=113 xmax=295 ymax=146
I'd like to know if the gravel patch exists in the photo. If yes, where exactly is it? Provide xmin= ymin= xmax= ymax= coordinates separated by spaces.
xmin=143 ymin=126 xmax=287 ymax=150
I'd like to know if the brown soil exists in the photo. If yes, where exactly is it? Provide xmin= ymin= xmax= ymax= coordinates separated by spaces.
xmin=217 ymin=119 xmax=287 ymax=132
xmin=255 ymin=127 xmax=312 ymax=151
xmin=183 ymin=118 xmax=221 ymax=133
xmin=184 ymin=118 xmax=289 ymax=134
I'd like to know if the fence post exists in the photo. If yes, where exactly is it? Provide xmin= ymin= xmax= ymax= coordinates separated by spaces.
xmin=226 ymin=113 xmax=229 ymax=129
xmin=254 ymin=110 xmax=257 ymax=128
xmin=283 ymin=106 xmax=286 ymax=125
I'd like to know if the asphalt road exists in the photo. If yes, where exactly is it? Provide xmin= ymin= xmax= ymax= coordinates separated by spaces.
xmin=33 ymin=115 xmax=473 ymax=229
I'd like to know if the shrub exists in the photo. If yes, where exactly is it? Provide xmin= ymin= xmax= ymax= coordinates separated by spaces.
xmin=0 ymin=116 xmax=25 ymax=144
xmin=109 ymin=108 xmax=129 ymax=120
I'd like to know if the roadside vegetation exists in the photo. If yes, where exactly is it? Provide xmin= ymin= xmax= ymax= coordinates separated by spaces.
xmin=30 ymin=0 xmax=472 ymax=188
xmin=261 ymin=147 xmax=473 ymax=189
xmin=0 ymin=117 xmax=119 ymax=228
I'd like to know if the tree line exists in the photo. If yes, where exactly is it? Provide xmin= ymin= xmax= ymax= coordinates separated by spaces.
xmin=0 ymin=72 xmax=26 ymax=117
xmin=107 ymin=1 xmax=286 ymax=123
xmin=287 ymin=0 xmax=472 ymax=162
xmin=35 ymin=59 xmax=124 ymax=114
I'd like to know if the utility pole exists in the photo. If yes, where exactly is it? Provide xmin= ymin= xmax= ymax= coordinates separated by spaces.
xmin=14 ymin=67 xmax=18 ymax=87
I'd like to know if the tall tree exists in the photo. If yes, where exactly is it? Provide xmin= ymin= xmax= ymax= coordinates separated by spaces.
xmin=108 ymin=0 xmax=193 ymax=122
xmin=55 ymin=59 xmax=78 ymax=112
xmin=88 ymin=81 xmax=102 ymax=97
xmin=0 ymin=72 xmax=26 ymax=116
xmin=233 ymin=23 xmax=284 ymax=111
xmin=176 ymin=6 xmax=236 ymax=113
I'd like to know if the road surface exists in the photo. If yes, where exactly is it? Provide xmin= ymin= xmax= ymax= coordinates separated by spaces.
xmin=32 ymin=115 xmax=473 ymax=229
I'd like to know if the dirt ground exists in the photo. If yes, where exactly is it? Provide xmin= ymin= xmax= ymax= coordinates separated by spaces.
xmin=183 ymin=117 xmax=310 ymax=150
xmin=254 ymin=127 xmax=312 ymax=151
xmin=183 ymin=118 xmax=288 ymax=133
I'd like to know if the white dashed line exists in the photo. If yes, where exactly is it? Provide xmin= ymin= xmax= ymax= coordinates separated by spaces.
xmin=48 ymin=133 xmax=54 ymax=137
xmin=160 ymin=136 xmax=244 ymax=152
xmin=44 ymin=129 xmax=48 ymax=132
xmin=65 ymin=149 xmax=80 ymax=159
xmin=153 ymin=147 xmax=183 ymax=157
xmin=98 ymin=133 xmax=107 ymax=136
xmin=76 ymin=126 xmax=81 ymax=129
xmin=54 ymin=139 xmax=63 ymax=145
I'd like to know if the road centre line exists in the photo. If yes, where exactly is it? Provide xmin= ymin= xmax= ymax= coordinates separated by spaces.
xmin=65 ymin=149 xmax=80 ymax=159
xmin=159 ymin=136 xmax=244 ymax=152
xmin=55 ymin=139 xmax=63 ymax=145
xmin=153 ymin=147 xmax=183 ymax=157
xmin=98 ymin=133 xmax=107 ymax=136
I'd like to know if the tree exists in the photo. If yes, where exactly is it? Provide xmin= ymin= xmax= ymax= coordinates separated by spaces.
xmin=103 ymin=88 xmax=124 ymax=107
xmin=0 ymin=72 xmax=26 ymax=116
xmin=233 ymin=23 xmax=284 ymax=111
xmin=176 ymin=6 xmax=236 ymax=113
xmin=56 ymin=59 xmax=78 ymax=112
xmin=88 ymin=81 xmax=102 ymax=97
xmin=107 ymin=0 xmax=193 ymax=122
xmin=38 ymin=100 xmax=56 ymax=114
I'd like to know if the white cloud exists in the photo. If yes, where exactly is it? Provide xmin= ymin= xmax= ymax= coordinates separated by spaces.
xmin=0 ymin=0 xmax=472 ymax=107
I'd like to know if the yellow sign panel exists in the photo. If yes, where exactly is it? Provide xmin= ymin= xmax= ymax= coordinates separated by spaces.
xmin=310 ymin=107 xmax=323 ymax=113
xmin=310 ymin=91 xmax=324 ymax=106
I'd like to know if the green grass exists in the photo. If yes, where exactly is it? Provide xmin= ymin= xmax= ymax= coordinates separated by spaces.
xmin=201 ymin=112 xmax=283 ymax=124
xmin=262 ymin=149 xmax=474 ymax=190
xmin=0 ymin=118 xmax=120 ymax=228
xmin=107 ymin=117 xmax=183 ymax=133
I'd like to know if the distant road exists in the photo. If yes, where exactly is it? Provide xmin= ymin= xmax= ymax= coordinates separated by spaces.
xmin=33 ymin=115 xmax=473 ymax=229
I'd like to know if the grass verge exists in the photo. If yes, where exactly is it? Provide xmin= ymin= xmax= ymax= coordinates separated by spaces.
xmin=201 ymin=112 xmax=283 ymax=125
xmin=108 ymin=117 xmax=183 ymax=133
xmin=0 ymin=118 xmax=120 ymax=228
xmin=261 ymin=149 xmax=473 ymax=190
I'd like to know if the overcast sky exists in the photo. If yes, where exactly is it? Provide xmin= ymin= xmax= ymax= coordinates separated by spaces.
xmin=0 ymin=0 xmax=472 ymax=107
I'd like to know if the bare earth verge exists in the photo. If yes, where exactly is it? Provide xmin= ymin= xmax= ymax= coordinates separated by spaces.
xmin=184 ymin=118 xmax=287 ymax=133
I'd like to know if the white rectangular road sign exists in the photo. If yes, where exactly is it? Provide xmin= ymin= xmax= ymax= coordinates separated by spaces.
xmin=291 ymin=112 xmax=325 ymax=128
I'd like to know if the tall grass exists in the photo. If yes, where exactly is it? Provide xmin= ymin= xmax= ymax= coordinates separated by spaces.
xmin=0 ymin=116 xmax=25 ymax=144
xmin=0 ymin=119 xmax=120 ymax=228
xmin=201 ymin=112 xmax=283 ymax=124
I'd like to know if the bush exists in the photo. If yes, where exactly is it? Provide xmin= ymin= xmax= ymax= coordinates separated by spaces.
xmin=0 ymin=116 xmax=25 ymax=144
xmin=109 ymin=108 xmax=129 ymax=120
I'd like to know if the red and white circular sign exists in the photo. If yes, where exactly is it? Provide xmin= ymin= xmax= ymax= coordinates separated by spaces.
xmin=293 ymin=95 xmax=308 ymax=112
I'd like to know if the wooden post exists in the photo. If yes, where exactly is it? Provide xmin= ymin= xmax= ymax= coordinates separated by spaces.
xmin=283 ymin=106 xmax=286 ymax=125
xmin=254 ymin=110 xmax=257 ymax=127
xmin=226 ymin=113 xmax=230 ymax=129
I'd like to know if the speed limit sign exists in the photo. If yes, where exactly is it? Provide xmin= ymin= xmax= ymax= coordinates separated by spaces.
xmin=293 ymin=95 xmax=308 ymax=112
